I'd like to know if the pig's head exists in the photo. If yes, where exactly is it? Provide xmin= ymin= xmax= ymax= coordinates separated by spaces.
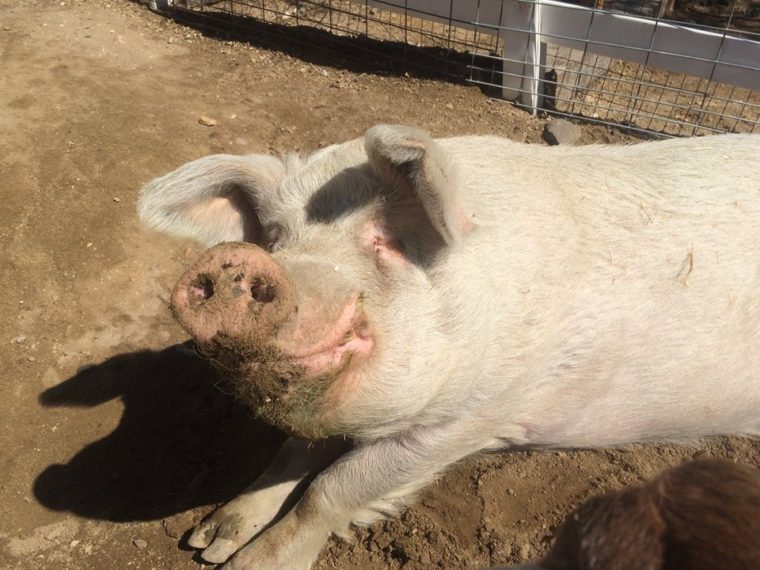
xmin=139 ymin=125 xmax=474 ymax=439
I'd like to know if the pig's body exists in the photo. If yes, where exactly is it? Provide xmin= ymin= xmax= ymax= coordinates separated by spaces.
xmin=434 ymin=135 xmax=760 ymax=448
xmin=139 ymin=127 xmax=760 ymax=569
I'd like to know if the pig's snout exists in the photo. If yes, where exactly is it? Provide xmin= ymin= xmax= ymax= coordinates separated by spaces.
xmin=188 ymin=272 xmax=275 ymax=305
xmin=170 ymin=242 xmax=295 ymax=345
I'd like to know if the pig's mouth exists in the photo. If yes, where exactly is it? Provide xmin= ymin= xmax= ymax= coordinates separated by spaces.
xmin=200 ymin=304 xmax=373 ymax=379
xmin=283 ymin=297 xmax=374 ymax=377
xmin=187 ymin=283 xmax=373 ymax=374
xmin=194 ymin=299 xmax=374 ymax=438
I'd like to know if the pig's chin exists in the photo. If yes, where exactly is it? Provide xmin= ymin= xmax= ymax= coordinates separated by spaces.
xmin=197 ymin=313 xmax=373 ymax=439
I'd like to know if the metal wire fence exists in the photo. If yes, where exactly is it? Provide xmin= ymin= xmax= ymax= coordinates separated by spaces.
xmin=146 ymin=0 xmax=760 ymax=137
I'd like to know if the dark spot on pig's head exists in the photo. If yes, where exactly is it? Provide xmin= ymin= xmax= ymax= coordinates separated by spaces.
xmin=302 ymin=164 xmax=446 ymax=268
xmin=264 ymin=223 xmax=287 ymax=252
xmin=305 ymin=166 xmax=378 ymax=224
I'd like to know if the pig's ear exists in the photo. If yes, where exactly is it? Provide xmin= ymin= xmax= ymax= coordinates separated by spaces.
xmin=364 ymin=124 xmax=473 ymax=246
xmin=138 ymin=154 xmax=285 ymax=247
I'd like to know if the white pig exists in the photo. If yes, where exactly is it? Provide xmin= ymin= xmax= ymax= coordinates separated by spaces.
xmin=138 ymin=125 xmax=760 ymax=569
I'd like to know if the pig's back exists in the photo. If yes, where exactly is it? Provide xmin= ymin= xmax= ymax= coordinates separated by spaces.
xmin=438 ymin=134 xmax=760 ymax=447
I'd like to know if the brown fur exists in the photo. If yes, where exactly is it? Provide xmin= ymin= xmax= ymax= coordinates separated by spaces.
xmin=538 ymin=460 xmax=760 ymax=570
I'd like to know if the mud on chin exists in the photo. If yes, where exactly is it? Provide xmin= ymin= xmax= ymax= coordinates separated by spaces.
xmin=198 ymin=339 xmax=347 ymax=439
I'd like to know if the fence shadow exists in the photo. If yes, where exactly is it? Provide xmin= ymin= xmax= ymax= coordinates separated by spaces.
xmin=151 ymin=4 xmax=506 ymax=93
xmin=35 ymin=344 xmax=285 ymax=522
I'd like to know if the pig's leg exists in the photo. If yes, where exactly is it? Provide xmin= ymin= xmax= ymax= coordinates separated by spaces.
xmin=190 ymin=436 xmax=351 ymax=564
xmin=224 ymin=422 xmax=492 ymax=569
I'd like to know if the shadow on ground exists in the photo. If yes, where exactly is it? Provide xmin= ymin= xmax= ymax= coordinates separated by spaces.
xmin=151 ymin=4 xmax=507 ymax=97
xmin=35 ymin=344 xmax=285 ymax=522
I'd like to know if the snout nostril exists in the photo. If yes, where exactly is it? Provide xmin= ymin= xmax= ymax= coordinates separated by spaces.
xmin=190 ymin=274 xmax=215 ymax=301
xmin=250 ymin=278 xmax=276 ymax=304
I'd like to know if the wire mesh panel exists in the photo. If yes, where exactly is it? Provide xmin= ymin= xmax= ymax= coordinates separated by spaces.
xmin=150 ymin=0 xmax=760 ymax=136
xmin=529 ymin=0 xmax=760 ymax=135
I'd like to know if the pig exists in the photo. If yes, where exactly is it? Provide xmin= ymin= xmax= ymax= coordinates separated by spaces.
xmin=497 ymin=459 xmax=760 ymax=570
xmin=138 ymin=125 xmax=760 ymax=569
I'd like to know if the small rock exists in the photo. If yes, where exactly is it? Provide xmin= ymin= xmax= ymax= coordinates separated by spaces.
xmin=14 ymin=335 xmax=27 ymax=343
xmin=27 ymin=356 xmax=36 ymax=362
xmin=518 ymin=543 xmax=532 ymax=559
xmin=112 ymin=197 xmax=121 ymax=203
xmin=198 ymin=116 xmax=217 ymax=127
xmin=133 ymin=538 xmax=147 ymax=549
xmin=543 ymin=118 xmax=581 ymax=146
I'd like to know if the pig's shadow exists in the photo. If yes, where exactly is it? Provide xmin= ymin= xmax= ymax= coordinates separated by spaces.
xmin=34 ymin=344 xmax=285 ymax=522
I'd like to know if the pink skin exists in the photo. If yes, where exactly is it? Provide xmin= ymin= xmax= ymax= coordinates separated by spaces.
xmin=286 ymin=297 xmax=374 ymax=376
xmin=361 ymin=221 xmax=407 ymax=268
xmin=171 ymin=242 xmax=376 ymax=385
xmin=170 ymin=244 xmax=295 ymax=347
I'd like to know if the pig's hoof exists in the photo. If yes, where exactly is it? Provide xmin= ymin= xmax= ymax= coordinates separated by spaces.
xmin=200 ymin=538 xmax=239 ymax=564
xmin=221 ymin=514 xmax=320 ymax=570
xmin=188 ymin=500 xmax=272 ymax=563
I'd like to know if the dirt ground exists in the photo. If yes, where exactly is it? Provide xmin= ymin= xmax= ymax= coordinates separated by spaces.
xmin=1 ymin=1 xmax=758 ymax=569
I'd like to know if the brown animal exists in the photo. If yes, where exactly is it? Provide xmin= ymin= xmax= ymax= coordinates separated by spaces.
xmin=502 ymin=459 xmax=760 ymax=570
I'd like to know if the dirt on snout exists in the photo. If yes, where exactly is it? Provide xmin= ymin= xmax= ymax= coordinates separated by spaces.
xmin=1 ymin=1 xmax=758 ymax=570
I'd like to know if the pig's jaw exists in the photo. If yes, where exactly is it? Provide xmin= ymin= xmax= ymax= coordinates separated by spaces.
xmin=198 ymin=302 xmax=374 ymax=439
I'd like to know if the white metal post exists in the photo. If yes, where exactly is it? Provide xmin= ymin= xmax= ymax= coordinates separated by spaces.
xmin=501 ymin=0 xmax=540 ymax=109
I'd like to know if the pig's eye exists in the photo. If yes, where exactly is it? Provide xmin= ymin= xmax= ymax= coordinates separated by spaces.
xmin=264 ymin=224 xmax=285 ymax=252
xmin=364 ymin=223 xmax=408 ymax=268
